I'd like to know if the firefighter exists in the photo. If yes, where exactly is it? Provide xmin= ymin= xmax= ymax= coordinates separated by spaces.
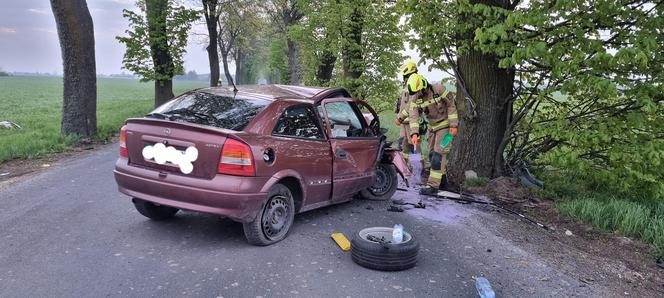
xmin=406 ymin=73 xmax=459 ymax=195
xmin=394 ymin=60 xmax=422 ymax=161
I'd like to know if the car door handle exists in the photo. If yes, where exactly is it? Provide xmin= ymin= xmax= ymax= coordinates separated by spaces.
xmin=336 ymin=150 xmax=348 ymax=159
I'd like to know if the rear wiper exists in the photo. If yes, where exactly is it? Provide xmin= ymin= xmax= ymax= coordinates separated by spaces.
xmin=145 ymin=112 xmax=173 ymax=120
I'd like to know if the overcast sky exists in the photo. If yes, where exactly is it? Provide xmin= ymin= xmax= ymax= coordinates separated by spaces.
xmin=0 ymin=0 xmax=446 ymax=81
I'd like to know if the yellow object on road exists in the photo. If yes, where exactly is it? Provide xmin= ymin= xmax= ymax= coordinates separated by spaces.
xmin=331 ymin=232 xmax=351 ymax=252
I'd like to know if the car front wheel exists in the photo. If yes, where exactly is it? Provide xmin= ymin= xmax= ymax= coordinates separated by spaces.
xmin=243 ymin=184 xmax=295 ymax=246
xmin=359 ymin=163 xmax=398 ymax=201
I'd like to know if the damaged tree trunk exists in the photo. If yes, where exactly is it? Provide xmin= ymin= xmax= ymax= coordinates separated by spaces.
xmin=446 ymin=0 xmax=515 ymax=186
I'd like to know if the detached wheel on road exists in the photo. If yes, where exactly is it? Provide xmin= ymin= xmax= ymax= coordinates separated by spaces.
xmin=132 ymin=198 xmax=179 ymax=220
xmin=351 ymin=227 xmax=419 ymax=271
xmin=359 ymin=163 xmax=398 ymax=201
xmin=243 ymin=184 xmax=295 ymax=246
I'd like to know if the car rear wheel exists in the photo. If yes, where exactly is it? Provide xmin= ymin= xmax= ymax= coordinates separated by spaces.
xmin=359 ymin=163 xmax=398 ymax=201
xmin=132 ymin=198 xmax=179 ymax=220
xmin=243 ymin=184 xmax=295 ymax=246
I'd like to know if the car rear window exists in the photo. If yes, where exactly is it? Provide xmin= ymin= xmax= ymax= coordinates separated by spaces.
xmin=150 ymin=91 xmax=269 ymax=131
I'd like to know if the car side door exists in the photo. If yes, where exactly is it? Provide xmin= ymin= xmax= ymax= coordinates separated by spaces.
xmin=269 ymin=104 xmax=333 ymax=207
xmin=318 ymin=99 xmax=381 ymax=202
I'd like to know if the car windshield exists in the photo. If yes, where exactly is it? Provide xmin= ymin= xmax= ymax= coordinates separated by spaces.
xmin=150 ymin=91 xmax=269 ymax=131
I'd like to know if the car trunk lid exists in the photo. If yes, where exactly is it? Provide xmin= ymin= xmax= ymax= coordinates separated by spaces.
xmin=124 ymin=118 xmax=231 ymax=179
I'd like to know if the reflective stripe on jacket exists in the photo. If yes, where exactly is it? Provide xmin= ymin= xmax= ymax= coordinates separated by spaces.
xmin=407 ymin=84 xmax=458 ymax=133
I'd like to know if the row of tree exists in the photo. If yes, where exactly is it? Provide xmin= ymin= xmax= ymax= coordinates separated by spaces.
xmin=50 ymin=0 xmax=663 ymax=196
xmin=116 ymin=0 xmax=404 ymax=110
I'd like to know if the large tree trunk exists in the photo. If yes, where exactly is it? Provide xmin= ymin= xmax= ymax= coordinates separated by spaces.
xmin=287 ymin=39 xmax=301 ymax=85
xmin=50 ymin=0 xmax=97 ymax=137
xmin=203 ymin=0 xmax=220 ymax=87
xmin=446 ymin=0 xmax=515 ymax=185
xmin=146 ymin=0 xmax=175 ymax=107
xmin=154 ymin=80 xmax=174 ymax=106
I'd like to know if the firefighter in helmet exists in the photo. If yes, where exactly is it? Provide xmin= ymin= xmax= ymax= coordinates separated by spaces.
xmin=406 ymin=73 xmax=459 ymax=195
xmin=394 ymin=60 xmax=423 ymax=162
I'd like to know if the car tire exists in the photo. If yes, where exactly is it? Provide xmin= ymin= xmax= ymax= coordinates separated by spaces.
xmin=132 ymin=198 xmax=179 ymax=220
xmin=351 ymin=227 xmax=419 ymax=271
xmin=359 ymin=163 xmax=398 ymax=201
xmin=243 ymin=184 xmax=295 ymax=246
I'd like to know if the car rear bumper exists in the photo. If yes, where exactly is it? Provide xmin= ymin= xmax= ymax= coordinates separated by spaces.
xmin=114 ymin=158 xmax=268 ymax=222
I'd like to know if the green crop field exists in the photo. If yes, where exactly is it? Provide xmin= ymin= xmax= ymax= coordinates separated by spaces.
xmin=0 ymin=76 xmax=206 ymax=163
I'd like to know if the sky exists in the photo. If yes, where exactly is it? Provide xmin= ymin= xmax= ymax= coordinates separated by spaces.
xmin=0 ymin=0 xmax=446 ymax=81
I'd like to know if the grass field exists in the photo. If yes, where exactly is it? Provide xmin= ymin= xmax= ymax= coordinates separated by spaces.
xmin=0 ymin=76 xmax=206 ymax=163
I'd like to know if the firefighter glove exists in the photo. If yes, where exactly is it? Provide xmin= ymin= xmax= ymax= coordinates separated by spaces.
xmin=449 ymin=127 xmax=458 ymax=136
xmin=411 ymin=134 xmax=419 ymax=146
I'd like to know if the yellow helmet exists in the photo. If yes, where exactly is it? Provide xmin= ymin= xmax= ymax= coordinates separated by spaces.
xmin=406 ymin=73 xmax=428 ymax=95
xmin=400 ymin=60 xmax=418 ymax=76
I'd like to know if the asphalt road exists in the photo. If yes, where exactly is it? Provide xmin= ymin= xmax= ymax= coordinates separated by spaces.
xmin=0 ymin=145 xmax=598 ymax=297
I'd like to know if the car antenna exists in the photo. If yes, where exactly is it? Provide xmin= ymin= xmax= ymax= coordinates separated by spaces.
xmin=231 ymin=77 xmax=238 ymax=95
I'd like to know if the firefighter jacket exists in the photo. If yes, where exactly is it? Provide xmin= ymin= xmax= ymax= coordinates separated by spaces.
xmin=396 ymin=88 xmax=410 ymax=124
xmin=407 ymin=84 xmax=458 ymax=134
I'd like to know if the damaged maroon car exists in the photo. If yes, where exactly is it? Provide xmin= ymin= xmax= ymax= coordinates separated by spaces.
xmin=114 ymin=85 xmax=409 ymax=245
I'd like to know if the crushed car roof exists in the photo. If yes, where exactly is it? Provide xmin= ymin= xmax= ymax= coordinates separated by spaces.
xmin=197 ymin=84 xmax=351 ymax=102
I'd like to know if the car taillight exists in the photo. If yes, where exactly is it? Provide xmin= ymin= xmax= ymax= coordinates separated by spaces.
xmin=119 ymin=125 xmax=128 ymax=158
xmin=217 ymin=139 xmax=255 ymax=176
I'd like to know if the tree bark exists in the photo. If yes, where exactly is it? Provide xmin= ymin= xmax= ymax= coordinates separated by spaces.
xmin=146 ymin=0 xmax=175 ymax=107
xmin=203 ymin=0 xmax=220 ymax=87
xmin=287 ymin=39 xmax=301 ymax=85
xmin=50 ymin=0 xmax=97 ymax=137
xmin=446 ymin=0 xmax=515 ymax=185
xmin=234 ymin=49 xmax=248 ymax=85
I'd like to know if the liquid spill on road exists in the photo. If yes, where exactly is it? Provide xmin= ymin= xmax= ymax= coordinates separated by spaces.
xmin=409 ymin=153 xmax=422 ymax=186
xmin=392 ymin=189 xmax=473 ymax=226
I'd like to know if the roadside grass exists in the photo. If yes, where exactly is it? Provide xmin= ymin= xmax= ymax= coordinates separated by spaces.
xmin=0 ymin=76 xmax=205 ymax=163
xmin=539 ymin=171 xmax=664 ymax=258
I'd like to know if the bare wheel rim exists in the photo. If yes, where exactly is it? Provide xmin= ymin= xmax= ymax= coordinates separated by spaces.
xmin=261 ymin=195 xmax=290 ymax=240
xmin=369 ymin=164 xmax=392 ymax=196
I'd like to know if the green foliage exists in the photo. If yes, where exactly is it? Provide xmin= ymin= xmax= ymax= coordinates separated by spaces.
xmin=116 ymin=0 xmax=199 ymax=82
xmin=294 ymin=0 xmax=404 ymax=112
xmin=402 ymin=0 xmax=664 ymax=198
xmin=538 ymin=170 xmax=664 ymax=257
xmin=0 ymin=77 xmax=205 ymax=163
xmin=558 ymin=197 xmax=664 ymax=258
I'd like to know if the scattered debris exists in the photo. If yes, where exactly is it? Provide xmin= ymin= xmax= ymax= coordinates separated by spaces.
xmin=565 ymin=230 xmax=574 ymax=236
xmin=387 ymin=205 xmax=404 ymax=212
xmin=41 ymin=164 xmax=50 ymax=168
xmin=365 ymin=205 xmax=374 ymax=210
xmin=0 ymin=172 xmax=9 ymax=176
xmin=391 ymin=199 xmax=426 ymax=209
xmin=486 ymin=249 xmax=492 ymax=253
xmin=465 ymin=170 xmax=478 ymax=179
xmin=331 ymin=232 xmax=351 ymax=252
xmin=0 ymin=121 xmax=21 ymax=129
